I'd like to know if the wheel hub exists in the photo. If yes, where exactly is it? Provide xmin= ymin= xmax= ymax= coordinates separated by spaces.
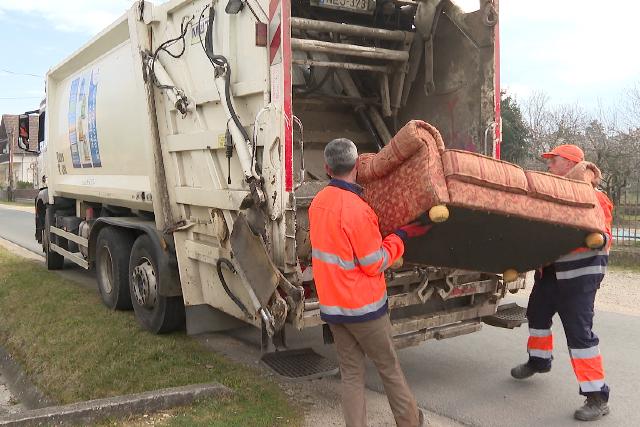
xmin=131 ymin=257 xmax=157 ymax=308
xmin=98 ymin=247 xmax=114 ymax=294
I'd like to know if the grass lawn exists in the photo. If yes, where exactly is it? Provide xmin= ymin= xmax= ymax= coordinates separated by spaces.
xmin=0 ymin=248 xmax=300 ymax=426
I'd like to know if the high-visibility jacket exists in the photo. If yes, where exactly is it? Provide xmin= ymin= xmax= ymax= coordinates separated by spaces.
xmin=553 ymin=189 xmax=614 ymax=288
xmin=309 ymin=179 xmax=404 ymax=324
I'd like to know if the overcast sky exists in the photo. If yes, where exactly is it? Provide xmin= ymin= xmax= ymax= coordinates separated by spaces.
xmin=0 ymin=0 xmax=638 ymax=115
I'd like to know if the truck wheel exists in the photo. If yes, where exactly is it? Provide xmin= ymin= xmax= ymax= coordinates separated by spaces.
xmin=44 ymin=206 xmax=64 ymax=270
xmin=96 ymin=227 xmax=134 ymax=310
xmin=129 ymin=234 xmax=185 ymax=334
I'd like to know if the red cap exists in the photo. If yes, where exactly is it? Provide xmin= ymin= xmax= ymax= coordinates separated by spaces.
xmin=542 ymin=144 xmax=584 ymax=163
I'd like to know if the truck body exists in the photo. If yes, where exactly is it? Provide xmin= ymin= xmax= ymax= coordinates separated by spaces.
xmin=26 ymin=0 xmax=523 ymax=361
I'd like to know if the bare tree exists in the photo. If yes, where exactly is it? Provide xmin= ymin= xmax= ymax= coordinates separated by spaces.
xmin=518 ymin=87 xmax=640 ymax=207
xmin=622 ymin=82 xmax=640 ymax=130
xmin=580 ymin=117 xmax=640 ymax=205
xmin=521 ymin=91 xmax=588 ymax=169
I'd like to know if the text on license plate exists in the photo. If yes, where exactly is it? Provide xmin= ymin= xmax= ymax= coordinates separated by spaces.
xmin=320 ymin=0 xmax=370 ymax=12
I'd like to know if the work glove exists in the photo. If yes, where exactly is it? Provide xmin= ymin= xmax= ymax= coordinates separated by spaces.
xmin=394 ymin=222 xmax=432 ymax=241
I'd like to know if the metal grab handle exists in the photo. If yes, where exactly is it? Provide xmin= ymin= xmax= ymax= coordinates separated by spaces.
xmin=293 ymin=115 xmax=305 ymax=190
xmin=483 ymin=122 xmax=497 ymax=156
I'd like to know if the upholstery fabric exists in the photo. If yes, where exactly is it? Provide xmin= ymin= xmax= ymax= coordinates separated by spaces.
xmin=446 ymin=180 xmax=603 ymax=232
xmin=356 ymin=120 xmax=608 ymax=273
xmin=526 ymin=171 xmax=597 ymax=208
xmin=357 ymin=120 xmax=449 ymax=236
xmin=442 ymin=150 xmax=529 ymax=195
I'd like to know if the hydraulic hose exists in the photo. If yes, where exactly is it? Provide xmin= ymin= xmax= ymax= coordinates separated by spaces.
xmin=216 ymin=258 xmax=252 ymax=318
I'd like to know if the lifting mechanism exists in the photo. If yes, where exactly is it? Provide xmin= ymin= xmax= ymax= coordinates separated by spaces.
xmin=142 ymin=0 xmax=514 ymax=379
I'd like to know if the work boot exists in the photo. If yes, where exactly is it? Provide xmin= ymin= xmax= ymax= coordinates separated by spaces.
xmin=510 ymin=362 xmax=550 ymax=379
xmin=574 ymin=394 xmax=610 ymax=421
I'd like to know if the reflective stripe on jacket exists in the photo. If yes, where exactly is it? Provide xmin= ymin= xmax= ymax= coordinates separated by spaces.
xmin=554 ymin=190 xmax=614 ymax=285
xmin=309 ymin=179 xmax=404 ymax=323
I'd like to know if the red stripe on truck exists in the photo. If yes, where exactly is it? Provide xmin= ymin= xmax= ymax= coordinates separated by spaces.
xmin=493 ymin=0 xmax=501 ymax=159
xmin=269 ymin=25 xmax=281 ymax=64
xmin=269 ymin=0 xmax=279 ymax=20
xmin=282 ymin=0 xmax=293 ymax=192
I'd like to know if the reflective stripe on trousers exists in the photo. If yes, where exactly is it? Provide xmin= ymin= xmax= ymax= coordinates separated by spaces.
xmin=570 ymin=346 xmax=606 ymax=393
xmin=527 ymin=328 xmax=553 ymax=359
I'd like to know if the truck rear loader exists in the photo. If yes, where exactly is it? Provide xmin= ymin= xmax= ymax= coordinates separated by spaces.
xmin=18 ymin=0 xmax=524 ymax=376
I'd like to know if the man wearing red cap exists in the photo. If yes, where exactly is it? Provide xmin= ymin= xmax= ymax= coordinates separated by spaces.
xmin=511 ymin=144 xmax=614 ymax=421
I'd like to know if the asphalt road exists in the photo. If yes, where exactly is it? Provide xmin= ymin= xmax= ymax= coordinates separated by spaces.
xmin=370 ymin=300 xmax=640 ymax=427
xmin=227 ymin=296 xmax=639 ymax=427
xmin=1 ymin=204 xmax=638 ymax=426
xmin=0 ymin=206 xmax=41 ymax=254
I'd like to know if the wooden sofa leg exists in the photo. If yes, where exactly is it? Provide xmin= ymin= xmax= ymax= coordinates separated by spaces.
xmin=503 ymin=269 xmax=519 ymax=283
xmin=428 ymin=205 xmax=450 ymax=223
xmin=585 ymin=232 xmax=605 ymax=249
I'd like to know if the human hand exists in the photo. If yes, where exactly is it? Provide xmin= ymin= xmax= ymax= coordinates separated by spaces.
xmin=394 ymin=222 xmax=432 ymax=240
xmin=390 ymin=257 xmax=404 ymax=270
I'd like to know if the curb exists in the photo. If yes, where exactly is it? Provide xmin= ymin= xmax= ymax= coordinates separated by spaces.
xmin=0 ymin=204 xmax=35 ymax=214
xmin=0 ymin=238 xmax=43 ymax=262
xmin=0 ymin=383 xmax=232 ymax=426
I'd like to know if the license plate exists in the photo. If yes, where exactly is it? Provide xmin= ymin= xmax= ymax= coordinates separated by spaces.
xmin=312 ymin=0 xmax=375 ymax=14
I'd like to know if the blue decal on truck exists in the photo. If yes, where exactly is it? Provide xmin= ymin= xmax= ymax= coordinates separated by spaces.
xmin=68 ymin=78 xmax=81 ymax=168
xmin=87 ymin=70 xmax=101 ymax=167
xmin=68 ymin=69 xmax=101 ymax=168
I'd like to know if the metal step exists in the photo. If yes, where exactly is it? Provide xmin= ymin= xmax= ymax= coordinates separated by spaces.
xmin=393 ymin=320 xmax=482 ymax=349
xmin=482 ymin=303 xmax=528 ymax=329
xmin=261 ymin=348 xmax=339 ymax=381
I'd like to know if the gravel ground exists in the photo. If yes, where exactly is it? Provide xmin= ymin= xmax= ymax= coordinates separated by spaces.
xmin=0 ymin=374 xmax=23 ymax=415
xmin=520 ymin=267 xmax=640 ymax=316
xmin=597 ymin=267 xmax=640 ymax=316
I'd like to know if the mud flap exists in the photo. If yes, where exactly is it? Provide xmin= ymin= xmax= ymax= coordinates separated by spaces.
xmin=229 ymin=213 xmax=302 ymax=336
xmin=230 ymin=213 xmax=280 ymax=308
xmin=482 ymin=303 xmax=528 ymax=329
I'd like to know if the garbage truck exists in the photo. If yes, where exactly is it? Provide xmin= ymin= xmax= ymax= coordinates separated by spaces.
xmin=19 ymin=0 xmax=523 ymax=376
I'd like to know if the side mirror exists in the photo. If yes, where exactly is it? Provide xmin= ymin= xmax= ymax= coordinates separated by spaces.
xmin=16 ymin=113 xmax=40 ymax=154
xmin=17 ymin=114 xmax=29 ymax=150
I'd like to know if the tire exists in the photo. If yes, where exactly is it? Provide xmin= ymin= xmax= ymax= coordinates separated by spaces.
xmin=96 ymin=227 xmax=135 ymax=310
xmin=44 ymin=206 xmax=64 ymax=270
xmin=129 ymin=234 xmax=185 ymax=334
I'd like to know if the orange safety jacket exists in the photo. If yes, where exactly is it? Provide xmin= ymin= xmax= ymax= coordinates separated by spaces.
xmin=552 ymin=190 xmax=613 ymax=286
xmin=309 ymin=179 xmax=404 ymax=323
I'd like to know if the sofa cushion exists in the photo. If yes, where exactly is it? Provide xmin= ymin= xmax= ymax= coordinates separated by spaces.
xmin=442 ymin=149 xmax=529 ymax=195
xmin=526 ymin=171 xmax=597 ymax=208
xmin=357 ymin=120 xmax=449 ymax=236
xmin=358 ymin=120 xmax=445 ymax=183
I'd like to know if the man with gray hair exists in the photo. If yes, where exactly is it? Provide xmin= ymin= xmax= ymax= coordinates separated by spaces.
xmin=309 ymin=138 xmax=429 ymax=427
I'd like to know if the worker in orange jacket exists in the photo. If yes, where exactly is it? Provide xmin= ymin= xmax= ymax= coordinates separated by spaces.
xmin=511 ymin=144 xmax=613 ymax=421
xmin=309 ymin=138 xmax=429 ymax=427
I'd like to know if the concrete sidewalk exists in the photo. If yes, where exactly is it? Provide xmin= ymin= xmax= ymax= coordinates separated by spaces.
xmin=0 ymin=203 xmax=34 ymax=214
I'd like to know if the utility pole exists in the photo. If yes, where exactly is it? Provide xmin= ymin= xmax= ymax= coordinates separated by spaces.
xmin=7 ymin=128 xmax=14 ymax=202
